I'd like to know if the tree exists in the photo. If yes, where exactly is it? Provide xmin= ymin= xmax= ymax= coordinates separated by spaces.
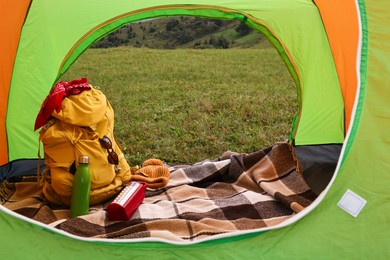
xmin=235 ymin=22 xmax=253 ymax=36
xmin=176 ymin=29 xmax=195 ymax=44
xmin=166 ymin=19 xmax=179 ymax=31
xmin=214 ymin=36 xmax=229 ymax=49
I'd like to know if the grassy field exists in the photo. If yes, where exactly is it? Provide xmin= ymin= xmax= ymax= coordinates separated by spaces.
xmin=61 ymin=47 xmax=297 ymax=165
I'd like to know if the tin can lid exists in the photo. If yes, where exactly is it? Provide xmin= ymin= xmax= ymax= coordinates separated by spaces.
xmin=79 ymin=155 xmax=90 ymax=164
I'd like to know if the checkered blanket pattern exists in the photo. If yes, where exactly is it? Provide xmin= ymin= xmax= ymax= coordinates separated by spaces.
xmin=2 ymin=142 xmax=316 ymax=242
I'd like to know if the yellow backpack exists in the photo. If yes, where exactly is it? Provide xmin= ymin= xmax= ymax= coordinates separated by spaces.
xmin=37 ymin=83 xmax=131 ymax=206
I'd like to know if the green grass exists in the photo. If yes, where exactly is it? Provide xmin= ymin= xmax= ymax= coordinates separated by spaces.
xmin=61 ymin=47 xmax=297 ymax=165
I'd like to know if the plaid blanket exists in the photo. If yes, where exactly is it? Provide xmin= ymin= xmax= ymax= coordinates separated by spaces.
xmin=1 ymin=143 xmax=316 ymax=242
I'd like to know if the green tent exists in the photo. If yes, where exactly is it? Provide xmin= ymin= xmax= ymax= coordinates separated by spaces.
xmin=1 ymin=0 xmax=389 ymax=258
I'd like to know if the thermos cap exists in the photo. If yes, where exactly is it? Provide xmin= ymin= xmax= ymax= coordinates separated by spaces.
xmin=79 ymin=155 xmax=90 ymax=164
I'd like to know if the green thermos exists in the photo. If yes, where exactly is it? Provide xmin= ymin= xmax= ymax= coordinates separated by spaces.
xmin=70 ymin=155 xmax=91 ymax=218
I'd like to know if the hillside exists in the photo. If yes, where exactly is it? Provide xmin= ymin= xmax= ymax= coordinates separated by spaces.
xmin=92 ymin=16 xmax=272 ymax=49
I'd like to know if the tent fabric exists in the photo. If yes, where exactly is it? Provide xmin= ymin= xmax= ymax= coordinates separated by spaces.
xmin=0 ymin=0 xmax=31 ymax=165
xmin=294 ymin=144 xmax=341 ymax=195
xmin=313 ymin=0 xmax=360 ymax=133
xmin=1 ymin=0 xmax=390 ymax=259
xmin=3 ymin=0 xmax=344 ymax=166
xmin=0 ymin=159 xmax=45 ymax=181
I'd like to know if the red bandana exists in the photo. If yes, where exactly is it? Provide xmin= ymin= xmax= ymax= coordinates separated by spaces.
xmin=34 ymin=78 xmax=91 ymax=130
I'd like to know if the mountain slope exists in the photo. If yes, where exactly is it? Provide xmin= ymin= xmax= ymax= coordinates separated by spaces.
xmin=92 ymin=17 xmax=271 ymax=49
